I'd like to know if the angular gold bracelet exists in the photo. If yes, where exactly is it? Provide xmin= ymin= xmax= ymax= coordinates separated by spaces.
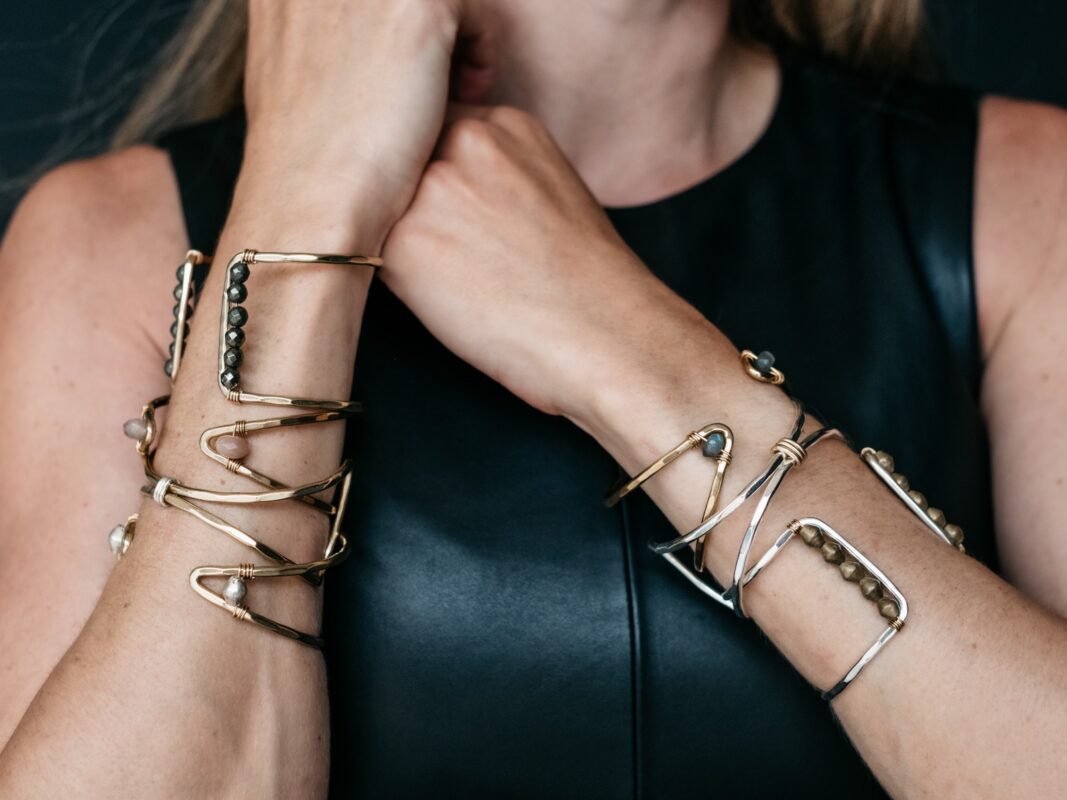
xmin=112 ymin=249 xmax=379 ymax=648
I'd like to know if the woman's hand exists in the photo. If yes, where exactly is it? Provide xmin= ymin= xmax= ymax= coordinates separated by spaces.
xmin=381 ymin=106 xmax=708 ymax=420
xmin=241 ymin=0 xmax=489 ymax=250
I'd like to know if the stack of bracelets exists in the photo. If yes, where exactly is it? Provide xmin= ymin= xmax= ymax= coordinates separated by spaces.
xmin=107 ymin=248 xmax=380 ymax=648
xmin=605 ymin=349 xmax=969 ymax=701
xmin=103 ymin=250 xmax=969 ymax=681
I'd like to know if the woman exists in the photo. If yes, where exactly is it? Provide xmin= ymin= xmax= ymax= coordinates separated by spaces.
xmin=0 ymin=0 xmax=1065 ymax=796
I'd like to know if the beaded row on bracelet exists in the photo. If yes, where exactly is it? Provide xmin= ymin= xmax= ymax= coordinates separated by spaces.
xmin=607 ymin=348 xmax=969 ymax=701
xmin=108 ymin=249 xmax=379 ymax=648
xmin=861 ymin=447 xmax=966 ymax=551
xmin=742 ymin=516 xmax=909 ymax=701
xmin=164 ymin=249 xmax=208 ymax=379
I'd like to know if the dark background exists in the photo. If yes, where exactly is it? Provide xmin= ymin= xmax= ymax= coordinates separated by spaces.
xmin=1 ymin=0 xmax=1065 ymax=230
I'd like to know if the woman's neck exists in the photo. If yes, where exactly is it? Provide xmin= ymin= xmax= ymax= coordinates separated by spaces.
xmin=482 ymin=0 xmax=780 ymax=206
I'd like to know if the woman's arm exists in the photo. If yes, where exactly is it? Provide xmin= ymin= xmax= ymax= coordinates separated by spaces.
xmin=381 ymin=105 xmax=1067 ymax=799
xmin=973 ymin=96 xmax=1067 ymax=612
xmin=0 ymin=2 xmax=470 ymax=795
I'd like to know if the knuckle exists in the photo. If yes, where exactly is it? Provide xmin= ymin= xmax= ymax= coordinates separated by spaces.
xmin=448 ymin=117 xmax=499 ymax=154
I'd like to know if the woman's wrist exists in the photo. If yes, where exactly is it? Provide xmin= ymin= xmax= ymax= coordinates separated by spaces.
xmin=230 ymin=159 xmax=398 ymax=255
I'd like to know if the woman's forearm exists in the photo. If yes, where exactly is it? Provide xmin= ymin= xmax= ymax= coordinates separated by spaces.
xmin=0 ymin=168 xmax=382 ymax=798
xmin=573 ymin=309 xmax=1067 ymax=799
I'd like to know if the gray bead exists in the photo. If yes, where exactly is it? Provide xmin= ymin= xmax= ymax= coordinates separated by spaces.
xmin=223 ymin=347 xmax=243 ymax=368
xmin=227 ymin=306 xmax=248 ymax=327
xmin=173 ymin=283 xmax=186 ymax=301
xmin=928 ymin=507 xmax=946 ymax=526
xmin=224 ymin=327 xmax=245 ymax=348
xmin=892 ymin=472 xmax=910 ymax=492
xmin=164 ymin=358 xmax=174 ymax=377
xmin=226 ymin=282 xmax=248 ymax=303
xmin=229 ymin=262 xmax=250 ymax=284
xmin=170 ymin=321 xmax=190 ymax=339
xmin=702 ymin=431 xmax=726 ymax=457
xmin=755 ymin=350 xmax=775 ymax=375
xmin=875 ymin=450 xmax=895 ymax=472
xmin=176 ymin=264 xmax=188 ymax=282
xmin=222 ymin=576 xmax=247 ymax=606
xmin=220 ymin=368 xmax=240 ymax=389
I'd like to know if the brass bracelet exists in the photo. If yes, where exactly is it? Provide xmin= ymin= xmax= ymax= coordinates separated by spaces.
xmin=111 ymin=249 xmax=378 ymax=648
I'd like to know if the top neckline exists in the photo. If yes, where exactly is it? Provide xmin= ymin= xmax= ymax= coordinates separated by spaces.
xmin=605 ymin=54 xmax=789 ymax=216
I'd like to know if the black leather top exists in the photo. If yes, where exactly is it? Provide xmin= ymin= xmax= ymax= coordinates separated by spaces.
xmin=158 ymin=55 xmax=994 ymax=799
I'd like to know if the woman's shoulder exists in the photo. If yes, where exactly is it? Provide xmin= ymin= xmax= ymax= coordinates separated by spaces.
xmin=1 ymin=145 xmax=188 ymax=306
xmin=974 ymin=96 xmax=1067 ymax=359
xmin=5 ymin=146 xmax=183 ymax=251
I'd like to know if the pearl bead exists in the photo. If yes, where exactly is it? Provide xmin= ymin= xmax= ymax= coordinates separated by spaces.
xmin=164 ymin=359 xmax=174 ymax=378
xmin=216 ymin=435 xmax=250 ymax=460
xmin=223 ymin=576 xmax=247 ymax=606
xmin=108 ymin=523 xmax=128 ymax=555
xmin=891 ymin=472 xmax=910 ymax=492
xmin=123 ymin=418 xmax=147 ymax=440
xmin=702 ymin=431 xmax=725 ymax=457
xmin=875 ymin=450 xmax=895 ymax=472
xmin=927 ymin=507 xmax=946 ymax=526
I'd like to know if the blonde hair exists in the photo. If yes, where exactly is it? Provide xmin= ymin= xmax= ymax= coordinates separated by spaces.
xmin=112 ymin=0 xmax=927 ymax=149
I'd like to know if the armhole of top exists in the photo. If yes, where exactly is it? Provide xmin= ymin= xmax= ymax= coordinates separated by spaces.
xmin=155 ymin=109 xmax=246 ymax=258
xmin=885 ymin=85 xmax=983 ymax=398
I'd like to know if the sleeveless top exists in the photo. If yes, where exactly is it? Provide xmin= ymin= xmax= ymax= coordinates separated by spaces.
xmin=158 ymin=55 xmax=994 ymax=798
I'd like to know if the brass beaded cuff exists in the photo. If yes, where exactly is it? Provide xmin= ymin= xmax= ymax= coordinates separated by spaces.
xmin=108 ymin=249 xmax=378 ymax=648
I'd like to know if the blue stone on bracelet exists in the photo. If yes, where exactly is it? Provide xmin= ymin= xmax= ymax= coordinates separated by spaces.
xmin=702 ymin=431 xmax=726 ymax=457
xmin=755 ymin=350 xmax=775 ymax=375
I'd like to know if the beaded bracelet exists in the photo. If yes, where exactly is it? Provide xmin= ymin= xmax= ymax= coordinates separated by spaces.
xmin=108 ymin=249 xmax=379 ymax=648
xmin=742 ymin=517 xmax=908 ymax=700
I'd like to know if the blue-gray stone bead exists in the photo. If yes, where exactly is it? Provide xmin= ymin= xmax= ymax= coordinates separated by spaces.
xmin=702 ymin=431 xmax=726 ymax=457
xmin=755 ymin=350 xmax=775 ymax=375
